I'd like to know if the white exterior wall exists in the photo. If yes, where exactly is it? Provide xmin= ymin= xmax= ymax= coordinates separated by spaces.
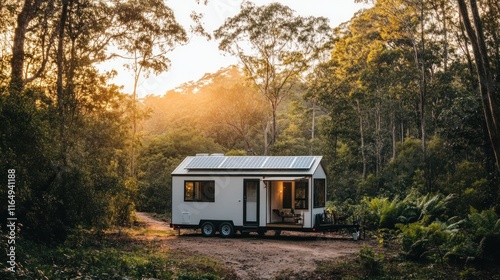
xmin=311 ymin=164 xmax=327 ymax=227
xmin=172 ymin=176 xmax=249 ymax=226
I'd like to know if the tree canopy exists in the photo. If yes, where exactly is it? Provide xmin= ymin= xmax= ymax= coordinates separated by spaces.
xmin=214 ymin=2 xmax=332 ymax=154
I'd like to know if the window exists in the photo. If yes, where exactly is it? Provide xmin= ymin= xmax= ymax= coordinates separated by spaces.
xmin=294 ymin=181 xmax=308 ymax=209
xmin=184 ymin=181 xmax=215 ymax=202
xmin=314 ymin=179 xmax=326 ymax=208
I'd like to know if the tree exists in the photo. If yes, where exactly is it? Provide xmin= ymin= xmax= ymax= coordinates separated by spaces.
xmin=113 ymin=0 xmax=188 ymax=177
xmin=457 ymin=0 xmax=500 ymax=173
xmin=214 ymin=2 xmax=331 ymax=154
xmin=137 ymin=127 xmax=223 ymax=213
xmin=0 ymin=0 xmax=142 ymax=241
xmin=9 ymin=0 xmax=56 ymax=93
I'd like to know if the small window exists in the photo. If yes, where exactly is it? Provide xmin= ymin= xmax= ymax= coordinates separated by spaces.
xmin=184 ymin=181 xmax=215 ymax=202
xmin=294 ymin=181 xmax=308 ymax=209
xmin=314 ymin=179 xmax=326 ymax=208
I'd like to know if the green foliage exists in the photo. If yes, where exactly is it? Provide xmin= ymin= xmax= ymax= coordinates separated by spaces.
xmin=376 ymin=138 xmax=425 ymax=197
xmin=357 ymin=245 xmax=384 ymax=276
xmin=466 ymin=208 xmax=500 ymax=241
xmin=440 ymin=160 xmax=492 ymax=214
xmin=359 ymin=196 xmax=406 ymax=229
xmin=0 ymin=83 xmax=132 ymax=242
xmin=359 ymin=192 xmax=456 ymax=231
xmin=3 ymin=231 xmax=235 ymax=280
xmin=396 ymin=206 xmax=500 ymax=265
xmin=136 ymin=127 xmax=223 ymax=213
xmin=452 ymin=208 xmax=500 ymax=263
xmin=397 ymin=218 xmax=461 ymax=262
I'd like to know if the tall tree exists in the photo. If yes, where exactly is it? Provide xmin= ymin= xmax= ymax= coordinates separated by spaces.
xmin=457 ymin=0 xmax=500 ymax=173
xmin=214 ymin=2 xmax=331 ymax=154
xmin=9 ymin=0 xmax=55 ymax=93
xmin=113 ymin=0 xmax=187 ymax=177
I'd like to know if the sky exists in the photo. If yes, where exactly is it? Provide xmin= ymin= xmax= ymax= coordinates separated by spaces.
xmin=106 ymin=0 xmax=371 ymax=98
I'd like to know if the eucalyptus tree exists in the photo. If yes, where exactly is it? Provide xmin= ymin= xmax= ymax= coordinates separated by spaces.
xmin=214 ymin=2 xmax=331 ymax=154
xmin=8 ymin=0 xmax=57 ymax=93
xmin=112 ymin=0 xmax=188 ymax=176
xmin=457 ymin=0 xmax=500 ymax=173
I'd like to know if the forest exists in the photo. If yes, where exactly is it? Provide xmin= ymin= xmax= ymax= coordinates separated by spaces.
xmin=1 ymin=0 xmax=499 ymax=279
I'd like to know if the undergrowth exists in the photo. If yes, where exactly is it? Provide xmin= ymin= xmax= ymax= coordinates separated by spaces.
xmin=0 ymin=228 xmax=236 ymax=280
xmin=274 ymin=243 xmax=500 ymax=280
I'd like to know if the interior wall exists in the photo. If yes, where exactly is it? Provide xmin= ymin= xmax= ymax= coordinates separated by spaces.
xmin=270 ymin=181 xmax=282 ymax=223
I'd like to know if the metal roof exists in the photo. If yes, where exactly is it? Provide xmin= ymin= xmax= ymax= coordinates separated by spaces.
xmin=172 ymin=155 xmax=323 ymax=176
xmin=186 ymin=156 xmax=316 ymax=170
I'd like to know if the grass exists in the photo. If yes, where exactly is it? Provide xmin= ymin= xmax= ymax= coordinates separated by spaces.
xmin=2 ymin=228 xmax=236 ymax=280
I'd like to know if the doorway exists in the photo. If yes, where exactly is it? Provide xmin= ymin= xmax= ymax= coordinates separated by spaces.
xmin=243 ymin=179 xmax=259 ymax=226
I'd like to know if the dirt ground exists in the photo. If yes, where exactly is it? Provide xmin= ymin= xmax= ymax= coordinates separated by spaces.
xmin=135 ymin=212 xmax=368 ymax=280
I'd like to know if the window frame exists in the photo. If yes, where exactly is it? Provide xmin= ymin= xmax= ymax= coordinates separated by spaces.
xmin=184 ymin=180 xmax=215 ymax=202
xmin=294 ymin=180 xmax=308 ymax=210
xmin=313 ymin=178 xmax=326 ymax=208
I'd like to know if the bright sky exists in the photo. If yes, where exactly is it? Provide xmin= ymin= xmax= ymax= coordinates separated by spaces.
xmin=108 ymin=0 xmax=370 ymax=98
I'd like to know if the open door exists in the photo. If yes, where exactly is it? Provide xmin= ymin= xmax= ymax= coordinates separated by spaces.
xmin=243 ymin=179 xmax=259 ymax=226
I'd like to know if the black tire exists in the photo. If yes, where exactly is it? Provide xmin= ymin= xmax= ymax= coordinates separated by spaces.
xmin=219 ymin=222 xmax=234 ymax=238
xmin=201 ymin=221 xmax=216 ymax=237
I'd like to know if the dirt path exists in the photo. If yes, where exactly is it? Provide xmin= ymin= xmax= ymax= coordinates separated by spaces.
xmin=135 ymin=212 xmax=170 ymax=232
xmin=135 ymin=212 xmax=367 ymax=280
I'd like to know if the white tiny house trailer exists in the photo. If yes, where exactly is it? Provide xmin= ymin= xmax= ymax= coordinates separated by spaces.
xmin=171 ymin=154 xmax=359 ymax=237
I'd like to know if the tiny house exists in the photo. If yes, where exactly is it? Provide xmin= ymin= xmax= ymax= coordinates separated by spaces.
xmin=170 ymin=154 xmax=359 ymax=237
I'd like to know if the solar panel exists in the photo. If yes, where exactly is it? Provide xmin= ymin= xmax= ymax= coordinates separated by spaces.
xmin=220 ymin=156 xmax=268 ymax=169
xmin=186 ymin=156 xmax=317 ymax=170
xmin=244 ymin=157 xmax=268 ymax=168
xmin=185 ymin=156 xmax=225 ymax=169
xmin=262 ymin=156 xmax=295 ymax=169
xmin=292 ymin=156 xmax=316 ymax=169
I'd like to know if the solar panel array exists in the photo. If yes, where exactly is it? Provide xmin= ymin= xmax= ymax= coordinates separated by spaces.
xmin=186 ymin=156 xmax=316 ymax=170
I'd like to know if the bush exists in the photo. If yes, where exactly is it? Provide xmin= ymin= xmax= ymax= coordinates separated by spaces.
xmin=357 ymin=245 xmax=384 ymax=277
xmin=397 ymin=218 xmax=461 ymax=262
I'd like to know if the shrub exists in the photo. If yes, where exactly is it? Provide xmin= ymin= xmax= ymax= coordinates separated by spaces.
xmin=397 ymin=218 xmax=461 ymax=262
xmin=359 ymin=196 xmax=405 ymax=229
xmin=357 ymin=245 xmax=384 ymax=276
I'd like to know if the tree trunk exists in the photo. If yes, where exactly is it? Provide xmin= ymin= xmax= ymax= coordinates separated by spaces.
xmin=356 ymin=99 xmax=366 ymax=181
xmin=392 ymin=112 xmax=397 ymax=161
xmin=440 ymin=0 xmax=448 ymax=72
xmin=458 ymin=0 xmax=500 ymax=172
xmin=57 ymin=0 xmax=69 ymax=166
xmin=270 ymin=99 xmax=278 ymax=147
xmin=375 ymin=98 xmax=381 ymax=176
xmin=10 ymin=0 xmax=35 ymax=93
xmin=130 ymin=56 xmax=142 ymax=177
xmin=420 ymin=1 xmax=427 ymax=158
xmin=310 ymin=101 xmax=316 ymax=155
xmin=263 ymin=121 xmax=270 ymax=156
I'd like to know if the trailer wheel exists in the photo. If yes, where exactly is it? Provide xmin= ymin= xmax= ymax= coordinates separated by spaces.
xmin=201 ymin=222 xmax=216 ymax=237
xmin=219 ymin=222 xmax=234 ymax=238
